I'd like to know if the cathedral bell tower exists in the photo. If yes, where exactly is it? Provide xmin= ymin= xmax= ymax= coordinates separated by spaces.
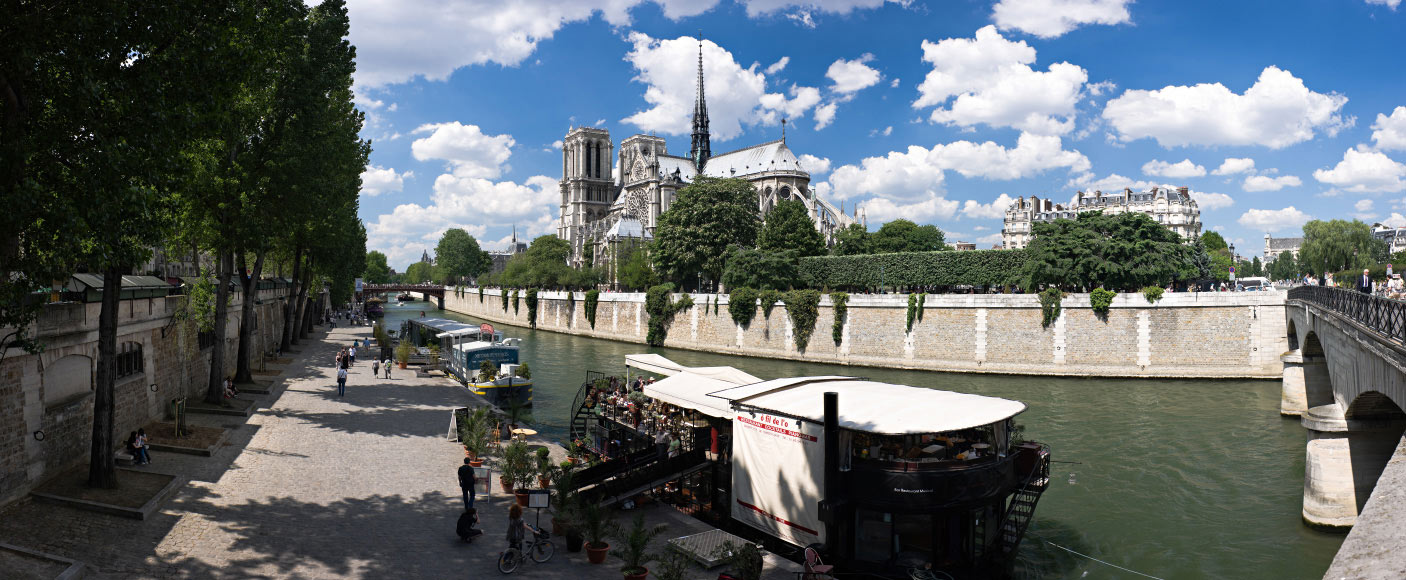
xmin=689 ymin=37 xmax=711 ymax=172
xmin=558 ymin=126 xmax=613 ymax=267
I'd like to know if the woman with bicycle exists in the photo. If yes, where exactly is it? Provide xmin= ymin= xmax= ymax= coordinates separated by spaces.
xmin=505 ymin=503 xmax=531 ymax=550
xmin=499 ymin=503 xmax=554 ymax=573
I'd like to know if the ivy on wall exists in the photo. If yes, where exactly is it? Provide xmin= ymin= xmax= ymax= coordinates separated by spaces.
xmin=728 ymin=287 xmax=759 ymax=329
xmin=526 ymin=288 xmax=539 ymax=328
xmin=784 ymin=290 xmax=821 ymax=353
xmin=511 ymin=289 xmax=520 ymax=315
xmin=830 ymin=292 xmax=848 ymax=347
xmin=479 ymin=286 xmax=484 ymax=303
xmin=1141 ymin=286 xmax=1164 ymax=304
xmin=1090 ymin=288 xmax=1115 ymax=317
xmin=585 ymin=289 xmax=600 ymax=329
xmin=905 ymin=293 xmax=926 ymax=333
xmin=501 ymin=289 xmax=509 ymax=312
xmin=1039 ymin=287 xmax=1064 ymax=328
xmin=645 ymin=283 xmax=694 ymax=346
xmin=759 ymin=289 xmax=782 ymax=320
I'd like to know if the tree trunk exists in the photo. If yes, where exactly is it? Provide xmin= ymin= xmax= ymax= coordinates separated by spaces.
xmin=292 ymin=258 xmax=312 ymax=342
xmin=280 ymin=244 xmax=303 ymax=350
xmin=205 ymin=251 xmax=233 ymax=404
xmin=233 ymin=250 xmax=265 ymax=384
xmin=87 ymin=266 xmax=122 ymax=489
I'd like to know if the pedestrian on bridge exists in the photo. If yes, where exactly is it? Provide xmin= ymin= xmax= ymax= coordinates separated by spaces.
xmin=1358 ymin=269 xmax=1374 ymax=295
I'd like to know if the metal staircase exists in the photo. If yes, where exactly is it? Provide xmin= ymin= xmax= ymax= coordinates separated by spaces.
xmin=998 ymin=443 xmax=1051 ymax=557
xmin=567 ymin=372 xmax=605 ymax=444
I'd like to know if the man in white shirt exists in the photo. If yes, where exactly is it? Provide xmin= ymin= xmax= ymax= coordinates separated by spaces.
xmin=337 ymin=367 xmax=348 ymax=396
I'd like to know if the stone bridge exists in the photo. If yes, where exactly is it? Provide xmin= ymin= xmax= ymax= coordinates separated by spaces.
xmin=1282 ymin=286 xmax=1406 ymax=578
xmin=362 ymin=284 xmax=444 ymax=309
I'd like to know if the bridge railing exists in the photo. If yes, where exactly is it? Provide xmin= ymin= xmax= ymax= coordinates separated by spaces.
xmin=1288 ymin=285 xmax=1406 ymax=343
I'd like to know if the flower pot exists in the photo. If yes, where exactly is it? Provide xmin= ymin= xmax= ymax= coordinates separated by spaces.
xmin=586 ymin=542 xmax=610 ymax=564
xmin=622 ymin=566 xmax=648 ymax=580
xmin=469 ymin=459 xmax=483 ymax=468
xmin=515 ymin=491 xmax=530 ymax=507
xmin=398 ymin=361 xmax=407 ymax=369
xmin=538 ymin=476 xmax=551 ymax=488
xmin=565 ymin=531 xmax=584 ymax=552
xmin=500 ymin=478 xmax=513 ymax=493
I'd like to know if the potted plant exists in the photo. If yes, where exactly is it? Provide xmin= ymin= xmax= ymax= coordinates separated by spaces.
xmin=394 ymin=342 xmax=413 ymax=369
xmin=500 ymin=440 xmax=532 ymax=501
xmin=651 ymin=549 xmax=693 ymax=580
xmin=506 ymin=395 xmax=532 ymax=429
xmin=711 ymin=541 xmax=763 ymax=580
xmin=535 ymin=447 xmax=554 ymax=488
xmin=581 ymin=502 xmax=614 ymax=564
xmin=460 ymin=407 xmax=492 ymax=467
xmin=479 ymin=360 xmax=497 ymax=382
xmin=552 ymin=463 xmax=584 ymax=550
xmin=613 ymin=512 xmax=666 ymax=580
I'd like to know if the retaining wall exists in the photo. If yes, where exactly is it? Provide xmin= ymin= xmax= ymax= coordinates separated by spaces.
xmin=443 ymin=288 xmax=1288 ymax=379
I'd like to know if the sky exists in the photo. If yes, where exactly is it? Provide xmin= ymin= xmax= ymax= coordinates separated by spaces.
xmin=344 ymin=0 xmax=1406 ymax=270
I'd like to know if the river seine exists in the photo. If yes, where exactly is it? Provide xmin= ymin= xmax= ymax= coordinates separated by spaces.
xmin=382 ymin=300 xmax=1343 ymax=578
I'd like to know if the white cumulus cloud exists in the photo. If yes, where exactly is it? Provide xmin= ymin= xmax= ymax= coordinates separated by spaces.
xmin=913 ymin=26 xmax=1088 ymax=136
xmin=1312 ymin=146 xmax=1406 ymax=193
xmin=1371 ymin=107 xmax=1406 ymax=151
xmin=962 ymin=194 xmax=1017 ymax=219
xmin=862 ymin=195 xmax=960 ymax=224
xmin=1364 ymin=0 xmax=1401 ymax=8
xmin=765 ymin=56 xmax=790 ymax=75
xmin=411 ymin=122 xmax=515 ymax=179
xmin=1103 ymin=66 xmax=1351 ymax=149
xmin=1067 ymin=172 xmax=1159 ymax=193
xmin=992 ymin=0 xmax=1133 ymax=38
xmin=827 ymin=54 xmax=882 ymax=95
xmin=798 ymin=154 xmax=831 ymax=176
xmin=360 ymin=165 xmax=413 ymax=196
xmin=829 ymin=132 xmax=1088 ymax=201
xmin=1243 ymin=174 xmax=1302 ymax=192
xmin=814 ymin=102 xmax=838 ymax=130
xmin=1211 ymin=157 xmax=1256 ymax=176
xmin=1238 ymin=207 xmax=1310 ymax=232
xmin=1142 ymin=159 xmax=1206 ymax=178
xmin=1190 ymin=191 xmax=1234 ymax=210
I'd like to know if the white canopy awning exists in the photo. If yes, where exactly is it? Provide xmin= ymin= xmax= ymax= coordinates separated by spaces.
xmin=625 ymin=353 xmax=686 ymax=376
xmin=645 ymin=370 xmax=758 ymax=417
xmin=708 ymin=378 xmax=1027 ymax=435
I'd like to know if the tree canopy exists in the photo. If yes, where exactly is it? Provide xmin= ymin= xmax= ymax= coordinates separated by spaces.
xmin=1022 ymin=211 xmax=1189 ymax=291
xmin=652 ymin=176 xmax=760 ymax=287
xmin=831 ymin=223 xmax=871 ymax=256
xmin=758 ymin=200 xmax=826 ymax=257
xmin=1299 ymin=219 xmax=1388 ymax=275
xmin=364 ymin=251 xmax=391 ymax=284
xmin=871 ymin=219 xmax=947 ymax=253
xmin=1268 ymin=251 xmax=1299 ymax=280
xmin=405 ymin=261 xmax=434 ymax=283
xmin=721 ymin=247 xmax=801 ymax=290
xmin=434 ymin=228 xmax=489 ymax=283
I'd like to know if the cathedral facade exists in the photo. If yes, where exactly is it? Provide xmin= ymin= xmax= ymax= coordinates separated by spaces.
xmin=557 ymin=41 xmax=855 ymax=268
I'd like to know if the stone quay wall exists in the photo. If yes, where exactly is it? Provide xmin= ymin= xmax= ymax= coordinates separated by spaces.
xmin=443 ymin=288 xmax=1288 ymax=379
xmin=0 ymin=285 xmax=303 ymax=506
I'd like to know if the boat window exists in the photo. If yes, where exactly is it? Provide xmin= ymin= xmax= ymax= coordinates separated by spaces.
xmin=848 ymin=424 xmax=1004 ymax=465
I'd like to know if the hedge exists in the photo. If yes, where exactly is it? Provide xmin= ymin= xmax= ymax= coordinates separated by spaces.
xmin=799 ymin=249 xmax=1027 ymax=289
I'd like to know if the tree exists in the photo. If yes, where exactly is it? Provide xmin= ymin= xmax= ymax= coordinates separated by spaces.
xmin=758 ymin=200 xmax=826 ymax=257
xmin=1269 ymin=251 xmax=1299 ymax=280
xmin=617 ymin=243 xmax=658 ymax=291
xmin=364 ymin=251 xmax=391 ymax=283
xmin=1299 ymin=219 xmax=1385 ymax=275
xmin=405 ymin=261 xmax=434 ymax=283
xmin=832 ymin=223 xmax=871 ymax=256
xmin=652 ymin=176 xmax=761 ymax=288
xmin=434 ymin=228 xmax=488 ymax=283
xmin=1201 ymin=231 xmax=1228 ymax=253
xmin=871 ymin=219 xmax=947 ymax=253
xmin=1023 ymin=212 xmax=1189 ymax=291
xmin=721 ymin=247 xmax=800 ymax=290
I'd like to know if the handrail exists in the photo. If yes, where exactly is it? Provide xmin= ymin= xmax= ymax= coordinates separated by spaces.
xmin=1288 ymin=285 xmax=1406 ymax=344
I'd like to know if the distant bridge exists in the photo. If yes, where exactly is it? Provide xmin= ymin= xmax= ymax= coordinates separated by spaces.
xmin=362 ymin=284 xmax=444 ymax=308
xmin=1282 ymin=286 xmax=1406 ymax=578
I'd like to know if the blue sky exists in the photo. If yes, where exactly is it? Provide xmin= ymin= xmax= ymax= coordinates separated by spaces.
xmin=345 ymin=0 xmax=1406 ymax=269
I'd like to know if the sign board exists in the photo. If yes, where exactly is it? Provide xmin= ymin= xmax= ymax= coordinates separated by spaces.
xmin=527 ymin=489 xmax=551 ymax=509
xmin=448 ymin=407 xmax=468 ymax=441
xmin=731 ymin=412 xmax=825 ymax=547
xmin=474 ymin=467 xmax=492 ymax=496
xmin=355 ymin=278 xmax=364 ymax=293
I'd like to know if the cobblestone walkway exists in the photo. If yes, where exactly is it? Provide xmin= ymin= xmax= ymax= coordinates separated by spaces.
xmin=0 ymin=323 xmax=802 ymax=579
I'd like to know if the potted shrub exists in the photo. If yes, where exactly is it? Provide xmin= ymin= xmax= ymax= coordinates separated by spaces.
xmin=581 ymin=502 xmax=614 ymax=564
xmin=460 ymin=407 xmax=492 ymax=467
xmin=613 ymin=511 xmax=667 ymax=580
xmin=394 ymin=342 xmax=413 ymax=369
xmin=479 ymin=360 xmax=497 ymax=382
xmin=651 ymin=549 xmax=693 ymax=580
xmin=500 ymin=440 xmax=532 ymax=501
xmin=552 ymin=463 xmax=584 ymax=550
xmin=535 ymin=447 xmax=554 ymax=488
xmin=712 ymin=542 xmax=763 ymax=580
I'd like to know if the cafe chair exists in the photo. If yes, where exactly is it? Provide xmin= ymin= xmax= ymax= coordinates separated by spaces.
xmin=803 ymin=547 xmax=834 ymax=580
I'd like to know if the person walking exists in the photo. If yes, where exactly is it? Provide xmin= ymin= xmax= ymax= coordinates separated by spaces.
xmin=372 ymin=358 xmax=380 ymax=377
xmin=337 ymin=366 xmax=348 ymax=396
xmin=384 ymin=358 xmax=392 ymax=380
xmin=458 ymin=458 xmax=477 ymax=509
xmin=349 ymin=345 xmax=357 ymax=366
xmin=1358 ymin=269 xmax=1373 ymax=295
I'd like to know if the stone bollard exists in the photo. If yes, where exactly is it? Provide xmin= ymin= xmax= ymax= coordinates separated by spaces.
xmin=1280 ymin=351 xmax=1330 ymax=416
xmin=1301 ymin=403 xmax=1406 ymax=529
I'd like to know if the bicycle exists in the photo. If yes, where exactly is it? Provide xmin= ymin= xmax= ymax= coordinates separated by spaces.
xmin=497 ymin=525 xmax=554 ymax=573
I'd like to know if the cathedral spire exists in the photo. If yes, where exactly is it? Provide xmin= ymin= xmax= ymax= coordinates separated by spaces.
xmin=689 ymin=34 xmax=711 ymax=171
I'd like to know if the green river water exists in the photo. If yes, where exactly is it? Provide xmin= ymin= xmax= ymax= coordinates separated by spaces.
xmin=381 ymin=300 xmax=1343 ymax=579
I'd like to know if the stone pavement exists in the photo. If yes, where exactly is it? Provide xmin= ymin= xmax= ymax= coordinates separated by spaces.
xmin=0 ymin=323 xmax=804 ymax=579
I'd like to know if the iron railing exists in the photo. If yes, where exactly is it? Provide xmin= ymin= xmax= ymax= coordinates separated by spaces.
xmin=1288 ymin=285 xmax=1406 ymax=343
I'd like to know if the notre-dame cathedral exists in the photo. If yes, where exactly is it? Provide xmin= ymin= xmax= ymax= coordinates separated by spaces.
xmin=557 ymin=40 xmax=857 ymax=269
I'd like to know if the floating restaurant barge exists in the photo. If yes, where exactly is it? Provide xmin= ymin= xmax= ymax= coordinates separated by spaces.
xmin=401 ymin=318 xmax=530 ymax=406
xmin=567 ymin=355 xmax=1050 ymax=578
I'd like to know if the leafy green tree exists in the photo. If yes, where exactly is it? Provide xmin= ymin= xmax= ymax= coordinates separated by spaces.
xmin=617 ymin=243 xmax=658 ymax=291
xmin=434 ymin=228 xmax=488 ymax=283
xmin=1269 ymin=251 xmax=1298 ymax=280
xmin=1299 ymin=219 xmax=1385 ymax=275
xmin=759 ymin=200 xmax=826 ymax=257
xmin=1023 ymin=212 xmax=1189 ymax=291
xmin=721 ymin=247 xmax=800 ymax=290
xmin=1200 ymin=231 xmax=1228 ymax=253
xmin=364 ymin=251 xmax=391 ymax=283
xmin=871 ymin=219 xmax=947 ymax=253
xmin=653 ymin=177 xmax=761 ymax=288
xmin=405 ymin=261 xmax=434 ymax=283
xmin=831 ymin=223 xmax=871 ymax=256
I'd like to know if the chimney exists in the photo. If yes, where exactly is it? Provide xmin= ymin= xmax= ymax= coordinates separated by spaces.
xmin=1178 ymin=186 xmax=1189 ymax=197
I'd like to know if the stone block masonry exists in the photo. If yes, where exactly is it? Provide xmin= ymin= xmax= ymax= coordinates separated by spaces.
xmin=446 ymin=289 xmax=1287 ymax=380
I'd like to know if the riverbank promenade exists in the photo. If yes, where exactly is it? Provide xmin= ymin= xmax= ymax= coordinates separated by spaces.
xmin=0 ymin=324 xmax=798 ymax=579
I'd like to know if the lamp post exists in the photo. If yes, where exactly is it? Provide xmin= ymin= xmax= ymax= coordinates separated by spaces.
xmin=1229 ymin=243 xmax=1236 ymax=288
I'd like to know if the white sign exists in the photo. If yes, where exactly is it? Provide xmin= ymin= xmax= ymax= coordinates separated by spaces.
xmin=731 ymin=413 xmax=825 ymax=547
xmin=355 ymin=278 xmax=364 ymax=293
